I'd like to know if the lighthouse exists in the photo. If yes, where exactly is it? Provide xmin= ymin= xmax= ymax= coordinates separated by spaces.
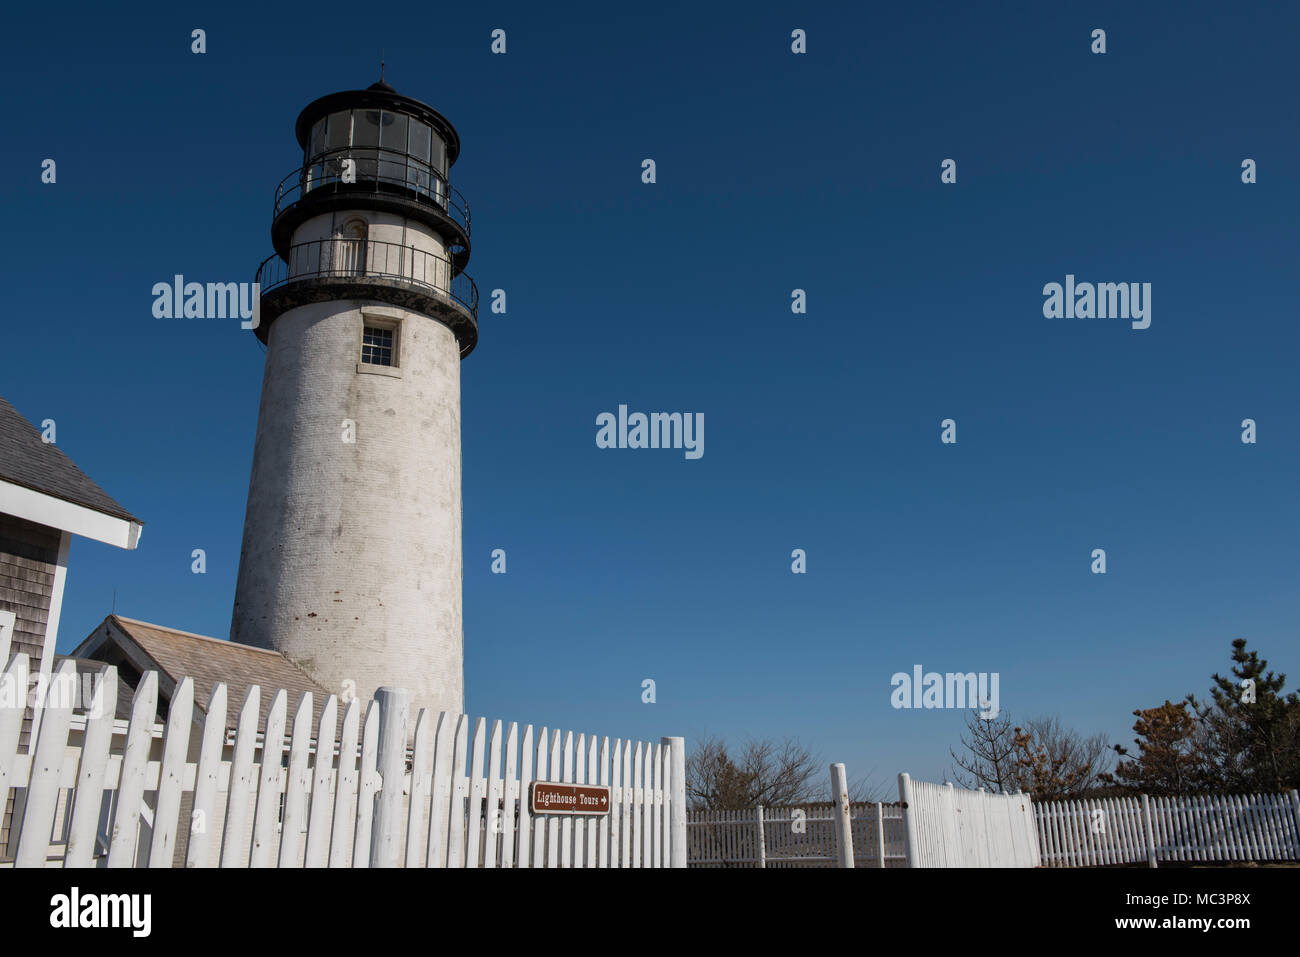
xmin=231 ymin=77 xmax=476 ymax=718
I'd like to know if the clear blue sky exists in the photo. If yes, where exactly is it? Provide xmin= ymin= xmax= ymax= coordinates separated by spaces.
xmin=2 ymin=1 xmax=1296 ymax=794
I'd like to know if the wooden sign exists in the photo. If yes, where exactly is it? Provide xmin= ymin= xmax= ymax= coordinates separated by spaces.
xmin=529 ymin=781 xmax=611 ymax=816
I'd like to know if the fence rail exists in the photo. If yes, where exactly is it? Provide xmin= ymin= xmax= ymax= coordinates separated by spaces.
xmin=1035 ymin=791 xmax=1300 ymax=867
xmin=0 ymin=656 xmax=685 ymax=867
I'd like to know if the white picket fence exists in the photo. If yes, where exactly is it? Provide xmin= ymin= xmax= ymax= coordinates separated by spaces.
xmin=688 ymin=802 xmax=908 ymax=867
xmin=898 ymin=773 xmax=1040 ymax=867
xmin=1035 ymin=791 xmax=1300 ymax=867
xmin=0 ymin=655 xmax=686 ymax=867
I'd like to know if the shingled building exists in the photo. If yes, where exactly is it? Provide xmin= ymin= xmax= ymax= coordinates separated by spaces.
xmin=0 ymin=395 xmax=144 ymax=857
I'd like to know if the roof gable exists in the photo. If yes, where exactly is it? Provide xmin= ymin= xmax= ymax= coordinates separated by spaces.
xmin=76 ymin=615 xmax=337 ymax=735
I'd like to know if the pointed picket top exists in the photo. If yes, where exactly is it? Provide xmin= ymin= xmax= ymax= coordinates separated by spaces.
xmin=445 ymin=713 xmax=471 ymax=868
xmin=148 ymin=675 xmax=194 ymax=866
xmin=108 ymin=669 xmax=159 ymax=868
xmin=221 ymin=684 xmax=261 ymax=867
xmin=405 ymin=707 xmax=433 ymax=867
xmin=250 ymin=688 xmax=289 ymax=867
xmin=279 ymin=691 xmax=315 ymax=867
xmin=186 ymin=680 xmax=227 ymax=868
xmin=17 ymin=659 xmax=79 ymax=867
xmin=426 ymin=710 xmax=455 ymax=867
xmin=352 ymin=698 xmax=381 ymax=868
xmin=304 ymin=693 xmax=339 ymax=867
xmin=66 ymin=665 xmax=119 ymax=868
xmin=328 ymin=696 xmax=361 ymax=867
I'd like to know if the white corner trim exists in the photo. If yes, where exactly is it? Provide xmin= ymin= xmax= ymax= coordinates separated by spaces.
xmin=0 ymin=479 xmax=142 ymax=549
xmin=0 ymin=609 xmax=14 ymax=663
xmin=27 ymin=530 xmax=69 ymax=755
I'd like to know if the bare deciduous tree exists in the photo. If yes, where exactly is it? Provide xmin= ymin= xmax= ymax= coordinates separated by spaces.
xmin=686 ymin=735 xmax=885 ymax=810
xmin=949 ymin=710 xmax=1111 ymax=798
xmin=949 ymin=709 xmax=1020 ymax=793
xmin=1012 ymin=716 xmax=1112 ymax=798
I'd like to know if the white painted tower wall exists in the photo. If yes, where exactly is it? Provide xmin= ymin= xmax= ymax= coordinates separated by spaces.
xmin=231 ymin=208 xmax=464 ymax=718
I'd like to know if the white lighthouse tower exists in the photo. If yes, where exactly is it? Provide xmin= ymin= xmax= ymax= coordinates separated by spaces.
xmin=231 ymin=77 xmax=476 ymax=717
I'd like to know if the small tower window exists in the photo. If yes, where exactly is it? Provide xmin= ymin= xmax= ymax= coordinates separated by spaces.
xmin=361 ymin=326 xmax=394 ymax=366
xmin=334 ymin=218 xmax=368 ymax=276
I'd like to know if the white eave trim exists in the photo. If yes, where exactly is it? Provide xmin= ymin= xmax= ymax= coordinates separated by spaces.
xmin=0 ymin=478 xmax=142 ymax=549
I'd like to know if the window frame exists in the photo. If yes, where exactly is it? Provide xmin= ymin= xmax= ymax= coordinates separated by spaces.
xmin=356 ymin=309 xmax=404 ymax=378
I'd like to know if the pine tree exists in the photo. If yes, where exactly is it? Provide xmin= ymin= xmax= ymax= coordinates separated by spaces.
xmin=1187 ymin=638 xmax=1300 ymax=791
xmin=1102 ymin=701 xmax=1206 ymax=795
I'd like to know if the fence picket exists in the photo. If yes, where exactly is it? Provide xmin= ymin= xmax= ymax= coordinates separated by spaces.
xmin=66 ymin=666 xmax=119 ymax=868
xmin=621 ymin=740 xmax=633 ymax=867
xmin=107 ymin=670 xmax=158 ymax=868
xmin=351 ymin=699 xmax=380 ymax=868
xmin=652 ymin=743 xmax=663 ymax=868
xmin=560 ymin=731 xmax=575 ymax=867
xmin=572 ymin=732 xmax=585 ymax=868
xmin=598 ymin=736 xmax=610 ymax=867
xmin=643 ymin=742 xmax=654 ymax=867
xmin=426 ymin=711 xmax=454 ymax=867
xmin=609 ymin=739 xmax=623 ymax=868
xmin=465 ymin=716 xmax=487 ymax=868
xmin=483 ymin=718 xmax=502 ymax=868
xmin=16 ymin=660 xmax=78 ymax=867
xmin=546 ymin=729 xmax=561 ymax=868
xmin=304 ymin=694 xmax=338 ymax=867
xmin=1263 ymin=793 xmax=1284 ymax=860
xmin=530 ymin=725 xmax=548 ymax=867
xmin=631 ymin=741 xmax=643 ymax=868
xmin=148 ymin=676 xmax=194 ymax=867
xmin=328 ymin=698 xmax=361 ymax=867
xmin=587 ymin=734 xmax=598 ymax=868
xmin=445 ymin=714 xmax=470 ymax=868
xmin=501 ymin=721 xmax=519 ymax=868
xmin=405 ymin=709 xmax=433 ymax=867
xmin=516 ymin=724 xmax=533 ymax=868
xmin=221 ymin=685 xmax=260 ymax=867
xmin=278 ymin=692 xmax=313 ymax=867
xmin=249 ymin=688 xmax=288 ymax=867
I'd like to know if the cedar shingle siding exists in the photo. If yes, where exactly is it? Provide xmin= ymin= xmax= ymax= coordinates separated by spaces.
xmin=0 ymin=513 xmax=60 ymax=859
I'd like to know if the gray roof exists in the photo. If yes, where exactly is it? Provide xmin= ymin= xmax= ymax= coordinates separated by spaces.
xmin=0 ymin=396 xmax=139 ymax=523
xmin=77 ymin=616 xmax=339 ymax=736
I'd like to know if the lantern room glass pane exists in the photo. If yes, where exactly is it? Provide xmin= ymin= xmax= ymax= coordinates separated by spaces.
xmin=308 ymin=120 xmax=325 ymax=160
xmin=380 ymin=111 xmax=407 ymax=151
xmin=407 ymin=161 xmax=431 ymax=197
xmin=430 ymin=137 xmax=446 ymax=175
xmin=378 ymin=150 xmax=405 ymax=185
xmin=326 ymin=111 xmax=351 ymax=151
xmin=409 ymin=122 xmax=431 ymax=163
xmin=355 ymin=109 xmax=381 ymax=147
